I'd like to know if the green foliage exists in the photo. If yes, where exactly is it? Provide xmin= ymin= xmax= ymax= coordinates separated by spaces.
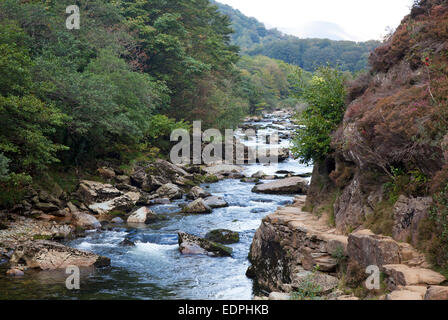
xmin=118 ymin=0 xmax=245 ymax=128
xmin=0 ymin=153 xmax=10 ymax=181
xmin=238 ymin=55 xmax=304 ymax=114
xmin=383 ymin=166 xmax=429 ymax=202
xmin=290 ymin=267 xmax=323 ymax=300
xmin=0 ymin=19 xmax=68 ymax=175
xmin=422 ymin=183 xmax=448 ymax=269
xmin=291 ymin=66 xmax=346 ymax=164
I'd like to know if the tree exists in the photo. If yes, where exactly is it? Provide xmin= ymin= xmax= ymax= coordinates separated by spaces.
xmin=291 ymin=66 xmax=346 ymax=164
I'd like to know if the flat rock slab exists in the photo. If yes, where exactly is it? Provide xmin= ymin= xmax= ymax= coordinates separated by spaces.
xmin=268 ymin=292 xmax=291 ymax=300
xmin=383 ymin=264 xmax=446 ymax=286
xmin=204 ymin=164 xmax=243 ymax=175
xmin=386 ymin=290 xmax=423 ymax=300
xmin=252 ymin=177 xmax=308 ymax=195
xmin=9 ymin=240 xmax=110 ymax=270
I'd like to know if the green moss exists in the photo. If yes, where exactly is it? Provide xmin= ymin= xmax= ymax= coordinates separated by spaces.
xmin=363 ymin=200 xmax=395 ymax=237
xmin=108 ymin=210 xmax=127 ymax=217
xmin=33 ymin=234 xmax=53 ymax=240
xmin=204 ymin=175 xmax=219 ymax=183
xmin=205 ymin=229 xmax=240 ymax=244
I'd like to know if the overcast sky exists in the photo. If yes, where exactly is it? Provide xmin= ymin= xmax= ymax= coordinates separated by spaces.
xmin=217 ymin=0 xmax=415 ymax=41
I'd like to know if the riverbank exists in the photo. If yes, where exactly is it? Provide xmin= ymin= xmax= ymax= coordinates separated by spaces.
xmin=0 ymin=110 xmax=314 ymax=299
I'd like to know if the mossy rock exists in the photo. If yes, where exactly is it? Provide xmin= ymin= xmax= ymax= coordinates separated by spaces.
xmin=204 ymin=175 xmax=219 ymax=183
xmin=205 ymin=229 xmax=239 ymax=244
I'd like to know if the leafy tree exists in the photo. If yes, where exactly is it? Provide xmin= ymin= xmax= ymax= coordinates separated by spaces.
xmin=0 ymin=153 xmax=9 ymax=181
xmin=0 ymin=20 xmax=67 ymax=175
xmin=291 ymin=66 xmax=346 ymax=164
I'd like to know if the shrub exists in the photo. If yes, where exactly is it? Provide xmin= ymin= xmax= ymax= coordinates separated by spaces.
xmin=291 ymin=66 xmax=346 ymax=164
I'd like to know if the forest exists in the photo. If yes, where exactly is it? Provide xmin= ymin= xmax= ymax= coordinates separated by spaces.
xmin=0 ymin=0 xmax=308 ymax=200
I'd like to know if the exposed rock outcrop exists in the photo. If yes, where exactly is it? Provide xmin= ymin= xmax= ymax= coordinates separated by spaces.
xmin=248 ymin=196 xmax=448 ymax=299
xmin=248 ymin=196 xmax=348 ymax=292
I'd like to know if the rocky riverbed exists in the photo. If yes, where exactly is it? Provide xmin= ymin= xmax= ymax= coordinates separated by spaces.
xmin=0 ymin=110 xmax=315 ymax=299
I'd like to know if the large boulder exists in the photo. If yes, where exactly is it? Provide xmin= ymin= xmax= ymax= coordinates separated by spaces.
xmin=187 ymin=186 xmax=211 ymax=200
xmin=88 ymin=192 xmax=140 ymax=215
xmin=252 ymin=177 xmax=309 ymax=195
xmin=183 ymin=198 xmax=212 ymax=214
xmin=68 ymin=202 xmax=101 ymax=230
xmin=77 ymin=180 xmax=122 ymax=205
xmin=130 ymin=159 xmax=190 ymax=192
xmin=127 ymin=207 xmax=159 ymax=224
xmin=156 ymin=183 xmax=183 ymax=200
xmin=178 ymin=232 xmax=232 ymax=257
xmin=347 ymin=229 xmax=401 ymax=268
xmin=9 ymin=240 xmax=110 ymax=270
xmin=204 ymin=196 xmax=228 ymax=208
xmin=205 ymin=229 xmax=239 ymax=244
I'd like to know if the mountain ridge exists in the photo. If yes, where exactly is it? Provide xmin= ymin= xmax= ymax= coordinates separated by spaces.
xmin=212 ymin=0 xmax=381 ymax=72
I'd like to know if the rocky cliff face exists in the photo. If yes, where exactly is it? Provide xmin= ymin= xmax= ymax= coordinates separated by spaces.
xmin=307 ymin=0 xmax=448 ymax=242
xmin=249 ymin=197 xmax=447 ymax=300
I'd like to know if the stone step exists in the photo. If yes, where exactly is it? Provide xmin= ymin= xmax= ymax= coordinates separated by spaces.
xmin=383 ymin=264 xmax=446 ymax=286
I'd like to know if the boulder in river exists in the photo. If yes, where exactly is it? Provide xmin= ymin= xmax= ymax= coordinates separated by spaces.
xmin=251 ymin=171 xmax=266 ymax=179
xmin=251 ymin=177 xmax=309 ymax=195
xmin=178 ymin=232 xmax=232 ymax=257
xmin=186 ymin=186 xmax=211 ymax=200
xmin=205 ymin=229 xmax=239 ymax=244
xmin=9 ymin=240 xmax=110 ymax=270
xmin=88 ymin=192 xmax=140 ymax=215
xmin=68 ymin=202 xmax=101 ymax=230
xmin=77 ymin=180 xmax=122 ymax=205
xmin=156 ymin=183 xmax=183 ymax=200
xmin=203 ymin=196 xmax=228 ymax=209
xmin=127 ymin=207 xmax=159 ymax=224
xmin=183 ymin=198 xmax=212 ymax=214
xmin=119 ymin=239 xmax=135 ymax=247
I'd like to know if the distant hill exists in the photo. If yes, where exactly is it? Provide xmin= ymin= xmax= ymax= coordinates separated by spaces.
xmin=212 ymin=1 xmax=381 ymax=72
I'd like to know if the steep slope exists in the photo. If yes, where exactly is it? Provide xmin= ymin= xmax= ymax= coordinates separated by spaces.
xmin=307 ymin=0 xmax=448 ymax=268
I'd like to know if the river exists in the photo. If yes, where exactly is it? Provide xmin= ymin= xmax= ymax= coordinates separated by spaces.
xmin=0 ymin=112 xmax=312 ymax=300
